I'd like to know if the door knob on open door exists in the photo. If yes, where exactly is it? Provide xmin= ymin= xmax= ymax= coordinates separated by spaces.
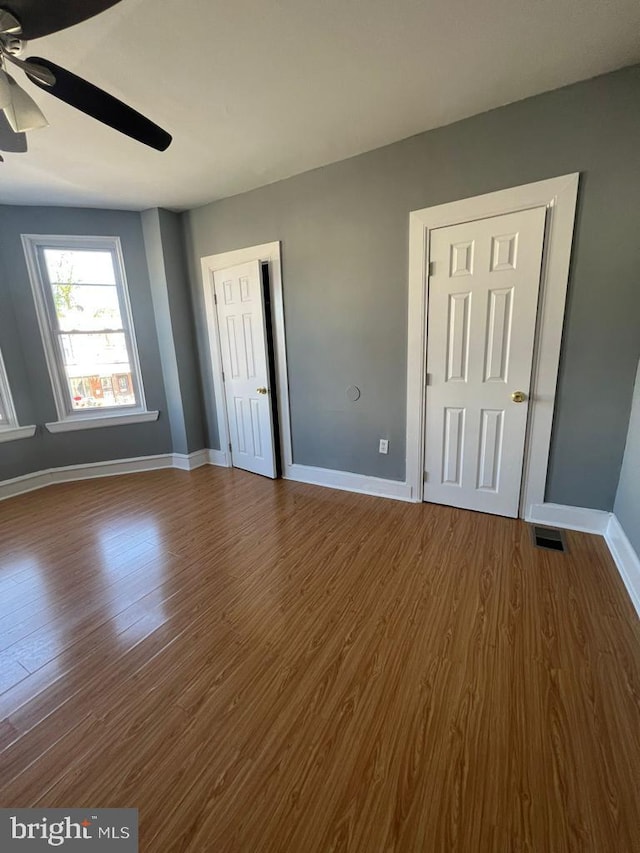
xmin=256 ymin=387 xmax=268 ymax=395
xmin=511 ymin=391 xmax=527 ymax=403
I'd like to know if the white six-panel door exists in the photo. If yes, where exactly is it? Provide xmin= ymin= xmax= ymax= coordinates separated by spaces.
xmin=424 ymin=207 xmax=546 ymax=517
xmin=213 ymin=260 xmax=277 ymax=478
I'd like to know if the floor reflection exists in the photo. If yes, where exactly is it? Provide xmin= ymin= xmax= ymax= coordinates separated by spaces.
xmin=97 ymin=518 xmax=167 ymax=641
xmin=0 ymin=554 xmax=66 ymax=693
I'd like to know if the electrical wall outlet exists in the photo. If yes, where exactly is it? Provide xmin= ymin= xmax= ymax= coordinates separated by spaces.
xmin=379 ymin=439 xmax=389 ymax=454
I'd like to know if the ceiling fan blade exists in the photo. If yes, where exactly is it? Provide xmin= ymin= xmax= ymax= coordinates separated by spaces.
xmin=4 ymin=72 xmax=47 ymax=131
xmin=0 ymin=109 xmax=27 ymax=151
xmin=1 ymin=0 xmax=123 ymax=40
xmin=3 ymin=53 xmax=56 ymax=86
xmin=27 ymin=58 xmax=172 ymax=151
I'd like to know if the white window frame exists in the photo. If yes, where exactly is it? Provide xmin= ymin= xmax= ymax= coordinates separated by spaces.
xmin=22 ymin=234 xmax=158 ymax=433
xmin=0 ymin=347 xmax=36 ymax=443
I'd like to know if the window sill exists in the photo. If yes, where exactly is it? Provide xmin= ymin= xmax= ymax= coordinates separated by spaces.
xmin=0 ymin=424 xmax=37 ymax=443
xmin=45 ymin=411 xmax=159 ymax=433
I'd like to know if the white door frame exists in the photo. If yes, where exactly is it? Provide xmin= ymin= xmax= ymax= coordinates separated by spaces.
xmin=406 ymin=174 xmax=579 ymax=516
xmin=200 ymin=242 xmax=293 ymax=471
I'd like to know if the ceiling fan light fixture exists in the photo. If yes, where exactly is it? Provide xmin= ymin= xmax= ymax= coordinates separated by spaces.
xmin=0 ymin=109 xmax=27 ymax=151
xmin=4 ymin=72 xmax=47 ymax=131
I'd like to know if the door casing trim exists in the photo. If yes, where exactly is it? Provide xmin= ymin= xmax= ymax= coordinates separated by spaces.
xmin=406 ymin=174 xmax=580 ymax=515
xmin=200 ymin=242 xmax=293 ymax=472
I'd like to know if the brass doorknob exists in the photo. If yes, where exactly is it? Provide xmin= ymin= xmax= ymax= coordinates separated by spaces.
xmin=256 ymin=387 xmax=268 ymax=395
xmin=511 ymin=391 xmax=526 ymax=403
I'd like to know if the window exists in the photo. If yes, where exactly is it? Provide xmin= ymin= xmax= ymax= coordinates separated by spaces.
xmin=0 ymin=347 xmax=36 ymax=443
xmin=22 ymin=235 xmax=158 ymax=432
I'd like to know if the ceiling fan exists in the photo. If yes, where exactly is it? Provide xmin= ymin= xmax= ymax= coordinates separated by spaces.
xmin=0 ymin=0 xmax=171 ymax=159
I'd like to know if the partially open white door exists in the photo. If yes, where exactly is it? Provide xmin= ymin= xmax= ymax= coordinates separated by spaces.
xmin=213 ymin=260 xmax=277 ymax=478
xmin=424 ymin=206 xmax=546 ymax=517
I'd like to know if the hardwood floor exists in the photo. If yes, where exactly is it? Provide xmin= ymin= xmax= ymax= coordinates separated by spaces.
xmin=0 ymin=467 xmax=639 ymax=852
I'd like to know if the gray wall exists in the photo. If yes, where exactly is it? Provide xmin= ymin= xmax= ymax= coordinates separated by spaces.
xmin=142 ymin=208 xmax=204 ymax=455
xmin=155 ymin=209 xmax=205 ymax=453
xmin=184 ymin=64 xmax=640 ymax=510
xmin=614 ymin=360 xmax=640 ymax=554
xmin=0 ymin=205 xmax=172 ymax=482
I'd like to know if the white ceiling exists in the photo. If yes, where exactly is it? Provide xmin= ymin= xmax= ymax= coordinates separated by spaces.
xmin=1 ymin=0 xmax=639 ymax=211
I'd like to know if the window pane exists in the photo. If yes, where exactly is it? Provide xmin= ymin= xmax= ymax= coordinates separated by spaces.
xmin=0 ymin=391 xmax=7 ymax=424
xmin=43 ymin=249 xmax=116 ymax=285
xmin=53 ymin=284 xmax=124 ymax=332
xmin=25 ymin=236 xmax=146 ymax=417
xmin=60 ymin=332 xmax=135 ymax=409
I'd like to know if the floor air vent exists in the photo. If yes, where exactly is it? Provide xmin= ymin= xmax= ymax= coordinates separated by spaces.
xmin=531 ymin=525 xmax=567 ymax=553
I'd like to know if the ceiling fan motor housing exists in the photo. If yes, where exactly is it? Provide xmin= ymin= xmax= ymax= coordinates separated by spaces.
xmin=0 ymin=7 xmax=25 ymax=56
xmin=2 ymin=36 xmax=25 ymax=55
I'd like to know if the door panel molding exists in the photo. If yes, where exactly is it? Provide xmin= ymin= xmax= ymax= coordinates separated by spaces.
xmin=407 ymin=174 xmax=580 ymax=516
xmin=424 ymin=207 xmax=546 ymax=517
xmin=213 ymin=260 xmax=276 ymax=477
xmin=200 ymin=242 xmax=292 ymax=474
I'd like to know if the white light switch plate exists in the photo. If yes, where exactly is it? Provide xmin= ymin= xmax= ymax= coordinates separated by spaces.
xmin=379 ymin=439 xmax=389 ymax=454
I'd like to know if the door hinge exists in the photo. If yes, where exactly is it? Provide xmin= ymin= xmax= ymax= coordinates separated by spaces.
xmin=214 ymin=292 xmax=217 ymax=304
xmin=425 ymin=372 xmax=431 ymax=386
xmin=222 ymin=370 xmax=225 ymax=382
xmin=228 ymin=442 xmax=232 ymax=452
xmin=428 ymin=261 xmax=435 ymax=276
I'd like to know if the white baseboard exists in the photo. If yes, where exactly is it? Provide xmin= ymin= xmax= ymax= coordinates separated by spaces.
xmin=0 ymin=469 xmax=58 ymax=501
xmin=0 ymin=452 xmax=406 ymax=502
xmin=0 ymin=454 xmax=174 ymax=500
xmin=206 ymin=448 xmax=230 ymax=467
xmin=606 ymin=515 xmax=640 ymax=619
xmin=173 ymin=449 xmax=210 ymax=471
xmin=525 ymin=502 xmax=611 ymax=534
xmin=0 ymin=448 xmax=230 ymax=500
xmin=284 ymin=463 xmax=413 ymax=502
xmin=526 ymin=503 xmax=639 ymax=621
xmin=173 ymin=448 xmax=229 ymax=469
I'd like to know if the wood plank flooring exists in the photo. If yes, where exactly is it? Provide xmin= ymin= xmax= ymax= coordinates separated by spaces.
xmin=0 ymin=467 xmax=639 ymax=852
